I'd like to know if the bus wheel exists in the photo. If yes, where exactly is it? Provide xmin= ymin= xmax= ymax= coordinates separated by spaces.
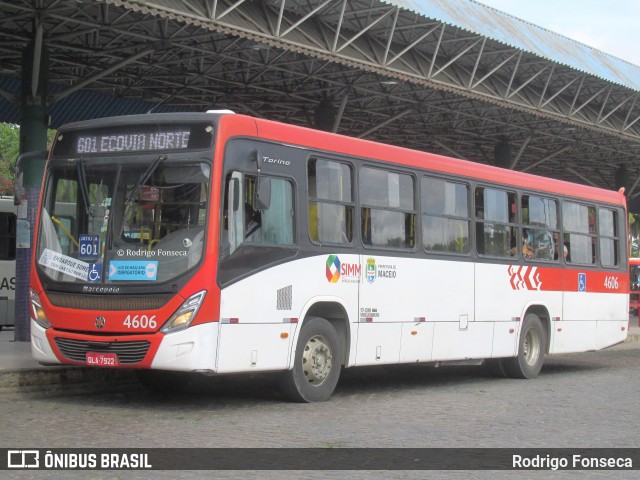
xmin=281 ymin=317 xmax=341 ymax=402
xmin=504 ymin=313 xmax=546 ymax=379
xmin=136 ymin=369 xmax=190 ymax=393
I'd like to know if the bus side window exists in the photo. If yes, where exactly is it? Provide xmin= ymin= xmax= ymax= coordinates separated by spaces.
xmin=522 ymin=195 xmax=558 ymax=261
xmin=227 ymin=172 xmax=295 ymax=253
xmin=475 ymin=186 xmax=517 ymax=258
xmin=562 ymin=202 xmax=596 ymax=265
xmin=599 ymin=208 xmax=619 ymax=267
xmin=308 ymin=158 xmax=354 ymax=244
xmin=421 ymin=176 xmax=470 ymax=254
xmin=360 ymin=167 xmax=415 ymax=249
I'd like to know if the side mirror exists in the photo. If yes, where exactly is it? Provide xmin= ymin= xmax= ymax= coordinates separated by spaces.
xmin=255 ymin=176 xmax=271 ymax=211
xmin=253 ymin=149 xmax=271 ymax=210
xmin=14 ymin=150 xmax=48 ymax=206
xmin=227 ymin=172 xmax=245 ymax=254
xmin=231 ymin=177 xmax=240 ymax=212
xmin=13 ymin=170 xmax=23 ymax=206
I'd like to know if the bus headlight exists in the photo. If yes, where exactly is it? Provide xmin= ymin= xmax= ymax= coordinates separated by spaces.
xmin=30 ymin=289 xmax=51 ymax=329
xmin=161 ymin=290 xmax=206 ymax=334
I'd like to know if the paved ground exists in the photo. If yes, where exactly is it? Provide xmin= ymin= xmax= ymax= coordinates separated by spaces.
xmin=1 ymin=323 xmax=639 ymax=480
xmin=1 ymin=323 xmax=638 ymax=385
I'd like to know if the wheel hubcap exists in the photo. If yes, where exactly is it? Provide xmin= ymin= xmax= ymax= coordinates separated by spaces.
xmin=523 ymin=328 xmax=541 ymax=366
xmin=302 ymin=335 xmax=333 ymax=386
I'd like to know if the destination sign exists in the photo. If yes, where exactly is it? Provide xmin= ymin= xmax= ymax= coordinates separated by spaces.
xmin=51 ymin=122 xmax=215 ymax=157
xmin=76 ymin=130 xmax=190 ymax=154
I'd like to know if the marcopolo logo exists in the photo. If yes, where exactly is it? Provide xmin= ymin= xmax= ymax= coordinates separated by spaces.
xmin=326 ymin=255 xmax=341 ymax=283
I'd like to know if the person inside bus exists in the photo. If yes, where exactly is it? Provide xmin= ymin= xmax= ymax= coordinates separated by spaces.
xmin=522 ymin=233 xmax=533 ymax=258
xmin=562 ymin=235 xmax=570 ymax=262
xmin=530 ymin=229 xmax=554 ymax=260
xmin=552 ymin=231 xmax=568 ymax=261
xmin=244 ymin=201 xmax=262 ymax=239
xmin=510 ymin=231 xmax=533 ymax=258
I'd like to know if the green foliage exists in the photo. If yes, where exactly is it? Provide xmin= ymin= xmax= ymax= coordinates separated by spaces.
xmin=0 ymin=123 xmax=56 ymax=195
xmin=0 ymin=123 xmax=20 ymax=195
xmin=628 ymin=213 xmax=640 ymax=259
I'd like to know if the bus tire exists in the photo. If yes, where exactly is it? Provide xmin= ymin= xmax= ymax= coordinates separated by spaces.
xmin=281 ymin=317 xmax=341 ymax=403
xmin=136 ymin=369 xmax=190 ymax=393
xmin=503 ymin=313 xmax=546 ymax=379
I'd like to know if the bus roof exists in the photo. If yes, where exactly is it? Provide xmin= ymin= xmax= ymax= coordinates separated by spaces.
xmin=234 ymin=115 xmax=626 ymax=207
xmin=52 ymin=112 xmax=625 ymax=207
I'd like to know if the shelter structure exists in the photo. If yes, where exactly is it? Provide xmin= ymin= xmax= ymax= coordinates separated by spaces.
xmin=1 ymin=0 xmax=640 ymax=196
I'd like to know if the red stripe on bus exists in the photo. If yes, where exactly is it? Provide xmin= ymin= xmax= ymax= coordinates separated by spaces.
xmin=507 ymin=265 xmax=627 ymax=293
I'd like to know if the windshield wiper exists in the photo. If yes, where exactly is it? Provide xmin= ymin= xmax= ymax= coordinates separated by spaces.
xmin=119 ymin=155 xmax=166 ymax=240
xmin=105 ymin=164 xmax=121 ymax=252
xmin=126 ymin=154 xmax=166 ymax=205
xmin=77 ymin=157 xmax=93 ymax=216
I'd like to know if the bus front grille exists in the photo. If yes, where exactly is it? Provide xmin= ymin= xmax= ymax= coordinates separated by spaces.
xmin=47 ymin=293 xmax=172 ymax=311
xmin=54 ymin=338 xmax=150 ymax=364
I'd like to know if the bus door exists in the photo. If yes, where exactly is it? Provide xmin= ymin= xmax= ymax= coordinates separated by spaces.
xmin=416 ymin=176 xmax=476 ymax=361
xmin=355 ymin=169 xmax=438 ymax=365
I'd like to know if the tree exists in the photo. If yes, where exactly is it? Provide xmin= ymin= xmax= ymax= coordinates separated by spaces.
xmin=630 ymin=213 xmax=640 ymax=258
xmin=0 ymin=123 xmax=20 ymax=195
xmin=0 ymin=123 xmax=56 ymax=196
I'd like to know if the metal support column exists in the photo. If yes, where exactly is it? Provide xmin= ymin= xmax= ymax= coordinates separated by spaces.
xmin=14 ymin=42 xmax=48 ymax=342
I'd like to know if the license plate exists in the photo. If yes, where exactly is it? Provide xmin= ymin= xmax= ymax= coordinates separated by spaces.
xmin=86 ymin=352 xmax=119 ymax=367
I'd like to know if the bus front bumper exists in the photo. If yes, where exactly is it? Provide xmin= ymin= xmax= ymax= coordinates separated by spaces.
xmin=30 ymin=320 xmax=219 ymax=372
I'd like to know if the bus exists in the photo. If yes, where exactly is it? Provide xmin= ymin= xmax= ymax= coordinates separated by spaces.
xmin=629 ymin=258 xmax=640 ymax=318
xmin=30 ymin=112 xmax=629 ymax=402
xmin=0 ymin=196 xmax=17 ymax=331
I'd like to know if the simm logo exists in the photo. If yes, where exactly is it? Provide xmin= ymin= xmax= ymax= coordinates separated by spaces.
xmin=326 ymin=255 xmax=341 ymax=283
xmin=326 ymin=255 xmax=361 ymax=283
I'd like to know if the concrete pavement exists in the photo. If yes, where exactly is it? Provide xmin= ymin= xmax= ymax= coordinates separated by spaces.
xmin=0 ymin=327 xmax=137 ymax=393
xmin=1 ymin=323 xmax=638 ymax=393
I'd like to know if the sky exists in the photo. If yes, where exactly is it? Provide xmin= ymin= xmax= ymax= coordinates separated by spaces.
xmin=475 ymin=0 xmax=640 ymax=66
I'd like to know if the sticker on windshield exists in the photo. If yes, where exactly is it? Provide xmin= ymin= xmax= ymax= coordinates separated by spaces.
xmin=108 ymin=260 xmax=158 ymax=281
xmin=141 ymin=186 xmax=160 ymax=201
xmin=87 ymin=263 xmax=103 ymax=282
xmin=38 ymin=248 xmax=90 ymax=281
xmin=79 ymin=234 xmax=100 ymax=260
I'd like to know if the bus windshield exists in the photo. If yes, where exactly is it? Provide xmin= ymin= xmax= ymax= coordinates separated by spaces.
xmin=36 ymin=158 xmax=210 ymax=285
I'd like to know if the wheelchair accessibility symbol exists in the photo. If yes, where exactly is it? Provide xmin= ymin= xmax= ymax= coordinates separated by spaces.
xmin=88 ymin=263 xmax=102 ymax=282
xmin=578 ymin=273 xmax=586 ymax=292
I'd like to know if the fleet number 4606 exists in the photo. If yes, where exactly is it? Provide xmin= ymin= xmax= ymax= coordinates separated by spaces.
xmin=603 ymin=276 xmax=619 ymax=289
xmin=123 ymin=314 xmax=157 ymax=329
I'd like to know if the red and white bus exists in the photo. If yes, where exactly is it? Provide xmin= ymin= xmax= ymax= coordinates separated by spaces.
xmin=30 ymin=112 xmax=629 ymax=401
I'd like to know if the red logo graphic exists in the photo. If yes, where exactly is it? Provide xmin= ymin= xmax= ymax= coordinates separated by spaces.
xmin=508 ymin=265 xmax=542 ymax=290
